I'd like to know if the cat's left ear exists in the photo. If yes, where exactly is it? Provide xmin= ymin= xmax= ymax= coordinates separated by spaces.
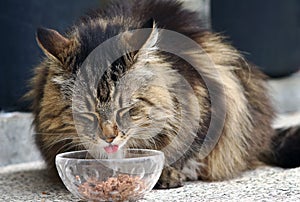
xmin=36 ymin=27 xmax=71 ymax=61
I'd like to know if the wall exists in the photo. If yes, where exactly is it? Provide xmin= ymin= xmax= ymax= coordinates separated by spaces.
xmin=0 ymin=0 xmax=108 ymax=111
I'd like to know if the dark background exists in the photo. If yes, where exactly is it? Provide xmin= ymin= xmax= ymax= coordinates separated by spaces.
xmin=211 ymin=0 xmax=300 ymax=78
xmin=0 ymin=0 xmax=299 ymax=111
xmin=0 ymin=0 xmax=108 ymax=111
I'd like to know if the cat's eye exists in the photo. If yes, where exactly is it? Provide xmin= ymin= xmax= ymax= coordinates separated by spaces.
xmin=129 ymin=108 xmax=141 ymax=120
xmin=136 ymin=97 xmax=154 ymax=107
xmin=76 ymin=112 xmax=99 ymax=133
xmin=116 ymin=107 xmax=131 ymax=117
xmin=115 ymin=107 xmax=132 ymax=127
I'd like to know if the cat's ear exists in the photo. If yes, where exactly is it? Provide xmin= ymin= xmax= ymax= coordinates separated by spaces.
xmin=140 ymin=18 xmax=159 ymax=49
xmin=36 ymin=27 xmax=71 ymax=61
xmin=142 ymin=18 xmax=155 ymax=29
xmin=123 ymin=18 xmax=159 ymax=50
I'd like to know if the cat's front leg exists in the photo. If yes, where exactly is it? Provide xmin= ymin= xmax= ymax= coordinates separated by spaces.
xmin=155 ymin=166 xmax=185 ymax=189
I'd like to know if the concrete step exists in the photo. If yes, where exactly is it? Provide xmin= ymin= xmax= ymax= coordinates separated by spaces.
xmin=0 ymin=113 xmax=41 ymax=167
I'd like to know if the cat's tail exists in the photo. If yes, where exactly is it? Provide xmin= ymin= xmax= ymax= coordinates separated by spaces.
xmin=267 ymin=125 xmax=300 ymax=168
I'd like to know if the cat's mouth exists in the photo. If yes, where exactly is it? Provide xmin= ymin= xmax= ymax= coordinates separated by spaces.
xmin=104 ymin=145 xmax=119 ymax=154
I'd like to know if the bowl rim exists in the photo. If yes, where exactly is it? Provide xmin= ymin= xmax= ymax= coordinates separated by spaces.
xmin=55 ymin=149 xmax=165 ymax=162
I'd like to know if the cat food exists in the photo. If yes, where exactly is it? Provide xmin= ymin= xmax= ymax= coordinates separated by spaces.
xmin=78 ymin=174 xmax=145 ymax=201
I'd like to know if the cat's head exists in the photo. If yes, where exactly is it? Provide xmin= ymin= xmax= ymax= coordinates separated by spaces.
xmin=36 ymin=19 xmax=198 ymax=159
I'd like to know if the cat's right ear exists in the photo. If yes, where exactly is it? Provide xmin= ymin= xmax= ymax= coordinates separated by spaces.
xmin=36 ymin=27 xmax=71 ymax=61
xmin=123 ymin=18 xmax=159 ymax=51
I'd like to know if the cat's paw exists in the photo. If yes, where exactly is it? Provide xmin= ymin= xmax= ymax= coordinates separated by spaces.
xmin=155 ymin=166 xmax=184 ymax=189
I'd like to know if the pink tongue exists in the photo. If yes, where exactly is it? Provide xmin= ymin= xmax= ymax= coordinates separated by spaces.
xmin=104 ymin=145 xmax=119 ymax=154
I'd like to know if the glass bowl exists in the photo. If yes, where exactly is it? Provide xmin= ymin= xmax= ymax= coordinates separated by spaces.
xmin=55 ymin=149 xmax=164 ymax=201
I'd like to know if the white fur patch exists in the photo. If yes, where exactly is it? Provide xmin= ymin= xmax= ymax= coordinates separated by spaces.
xmin=52 ymin=76 xmax=64 ymax=84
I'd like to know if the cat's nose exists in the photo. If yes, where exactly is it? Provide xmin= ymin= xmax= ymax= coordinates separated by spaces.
xmin=105 ymin=136 xmax=116 ymax=143
xmin=101 ymin=121 xmax=118 ymax=143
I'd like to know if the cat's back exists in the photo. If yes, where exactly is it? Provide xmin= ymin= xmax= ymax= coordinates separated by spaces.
xmin=77 ymin=0 xmax=206 ymax=37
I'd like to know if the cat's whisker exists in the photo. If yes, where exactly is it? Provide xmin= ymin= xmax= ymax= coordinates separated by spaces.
xmin=56 ymin=142 xmax=81 ymax=154
xmin=34 ymin=133 xmax=79 ymax=137
xmin=44 ymin=139 xmax=91 ymax=154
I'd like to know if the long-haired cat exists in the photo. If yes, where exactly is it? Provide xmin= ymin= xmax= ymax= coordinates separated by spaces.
xmin=28 ymin=0 xmax=300 ymax=188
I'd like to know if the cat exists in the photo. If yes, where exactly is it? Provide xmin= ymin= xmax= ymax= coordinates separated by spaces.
xmin=27 ymin=0 xmax=300 ymax=188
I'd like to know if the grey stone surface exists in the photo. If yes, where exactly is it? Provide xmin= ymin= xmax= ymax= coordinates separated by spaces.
xmin=268 ymin=72 xmax=300 ymax=114
xmin=273 ymin=112 xmax=300 ymax=129
xmin=0 ymin=161 xmax=299 ymax=202
xmin=0 ymin=113 xmax=41 ymax=167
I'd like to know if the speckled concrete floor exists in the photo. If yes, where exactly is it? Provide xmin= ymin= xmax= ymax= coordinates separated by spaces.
xmin=0 ymin=161 xmax=299 ymax=202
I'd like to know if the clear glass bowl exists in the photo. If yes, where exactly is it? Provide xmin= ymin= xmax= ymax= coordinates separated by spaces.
xmin=55 ymin=149 xmax=164 ymax=201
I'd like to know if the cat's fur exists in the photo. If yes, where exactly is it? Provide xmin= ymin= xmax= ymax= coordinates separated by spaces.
xmin=28 ymin=0 xmax=300 ymax=188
